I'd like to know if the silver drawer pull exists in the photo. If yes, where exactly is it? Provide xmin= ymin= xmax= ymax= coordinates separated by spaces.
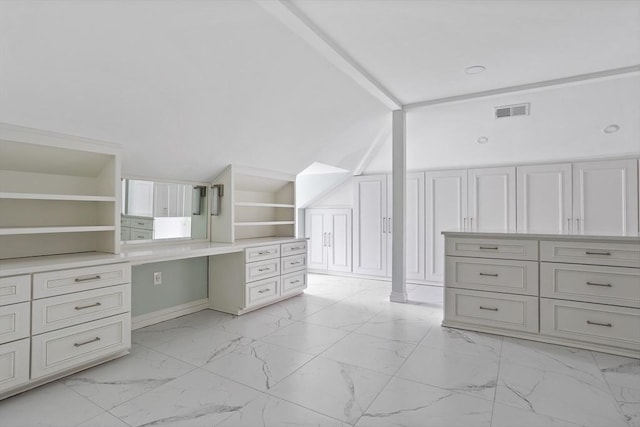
xmin=586 ymin=320 xmax=612 ymax=327
xmin=258 ymin=288 xmax=271 ymax=294
xmin=136 ymin=235 xmax=146 ymax=239
xmin=74 ymin=275 xmax=102 ymax=283
xmin=257 ymin=251 xmax=271 ymax=255
xmin=74 ymin=337 xmax=101 ymax=347
xmin=290 ymin=280 xmax=300 ymax=284
xmin=136 ymin=222 xmax=145 ymax=226
xmin=290 ymin=261 xmax=301 ymax=265
xmin=479 ymin=246 xmax=498 ymax=250
xmin=257 ymin=267 xmax=271 ymax=272
xmin=586 ymin=281 xmax=612 ymax=287
xmin=585 ymin=251 xmax=611 ymax=256
xmin=75 ymin=302 xmax=102 ymax=310
xmin=479 ymin=273 xmax=499 ymax=277
xmin=479 ymin=306 xmax=498 ymax=311
xmin=290 ymin=246 xmax=303 ymax=250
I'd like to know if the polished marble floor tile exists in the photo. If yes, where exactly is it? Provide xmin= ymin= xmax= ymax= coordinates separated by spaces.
xmin=260 ymin=320 xmax=349 ymax=355
xmin=491 ymin=403 xmax=584 ymax=427
xmin=75 ymin=412 xmax=129 ymax=427
xmin=321 ymin=332 xmax=416 ymax=375
xmin=609 ymin=384 xmax=640 ymax=427
xmin=217 ymin=310 xmax=296 ymax=339
xmin=269 ymin=356 xmax=390 ymax=424
xmin=204 ymin=341 xmax=314 ymax=391
xmin=303 ymin=301 xmax=380 ymax=331
xmin=357 ymin=377 xmax=493 ymax=427
xmin=593 ymin=351 xmax=640 ymax=389
xmin=254 ymin=293 xmax=329 ymax=320
xmin=354 ymin=311 xmax=434 ymax=344
xmin=110 ymin=368 xmax=261 ymax=427
xmin=420 ymin=324 xmax=503 ymax=361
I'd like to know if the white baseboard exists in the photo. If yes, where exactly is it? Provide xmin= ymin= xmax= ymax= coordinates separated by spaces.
xmin=132 ymin=298 xmax=209 ymax=330
xmin=308 ymin=270 xmax=444 ymax=287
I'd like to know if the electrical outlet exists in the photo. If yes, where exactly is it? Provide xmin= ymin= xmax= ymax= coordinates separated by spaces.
xmin=153 ymin=272 xmax=162 ymax=285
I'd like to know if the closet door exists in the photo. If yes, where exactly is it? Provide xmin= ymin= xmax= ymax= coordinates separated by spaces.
xmin=572 ymin=159 xmax=638 ymax=236
xmin=425 ymin=170 xmax=468 ymax=282
xmin=517 ymin=163 xmax=572 ymax=234
xmin=468 ymin=166 xmax=516 ymax=232
xmin=305 ymin=209 xmax=328 ymax=270
xmin=405 ymin=172 xmax=425 ymax=281
xmin=327 ymin=209 xmax=352 ymax=273
xmin=353 ymin=175 xmax=388 ymax=277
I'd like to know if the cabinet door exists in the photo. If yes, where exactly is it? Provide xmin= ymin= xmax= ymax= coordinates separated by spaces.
xmin=127 ymin=180 xmax=154 ymax=217
xmin=305 ymin=209 xmax=328 ymax=270
xmin=468 ymin=167 xmax=516 ymax=232
xmin=153 ymin=183 xmax=169 ymax=217
xmin=353 ymin=175 xmax=388 ymax=276
xmin=327 ymin=209 xmax=352 ymax=273
xmin=405 ymin=172 xmax=425 ymax=281
xmin=517 ymin=163 xmax=572 ymax=234
xmin=426 ymin=170 xmax=468 ymax=282
xmin=573 ymin=159 xmax=639 ymax=236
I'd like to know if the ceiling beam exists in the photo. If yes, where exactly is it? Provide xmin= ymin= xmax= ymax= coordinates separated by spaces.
xmin=403 ymin=65 xmax=640 ymax=110
xmin=256 ymin=0 xmax=402 ymax=110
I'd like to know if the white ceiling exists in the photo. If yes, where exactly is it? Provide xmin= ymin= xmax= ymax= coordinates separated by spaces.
xmin=0 ymin=0 xmax=638 ymax=183
xmin=291 ymin=0 xmax=640 ymax=104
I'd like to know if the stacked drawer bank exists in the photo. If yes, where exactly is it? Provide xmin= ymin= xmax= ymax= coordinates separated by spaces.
xmin=0 ymin=262 xmax=131 ymax=399
xmin=443 ymin=232 xmax=640 ymax=358
xmin=209 ymin=238 xmax=308 ymax=315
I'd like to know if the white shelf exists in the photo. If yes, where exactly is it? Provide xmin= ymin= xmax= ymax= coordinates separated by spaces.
xmin=234 ymin=221 xmax=295 ymax=227
xmin=235 ymin=202 xmax=295 ymax=208
xmin=0 ymin=226 xmax=116 ymax=236
xmin=0 ymin=192 xmax=116 ymax=202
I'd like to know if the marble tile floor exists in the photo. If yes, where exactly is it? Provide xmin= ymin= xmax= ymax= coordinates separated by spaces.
xmin=1 ymin=274 xmax=638 ymax=427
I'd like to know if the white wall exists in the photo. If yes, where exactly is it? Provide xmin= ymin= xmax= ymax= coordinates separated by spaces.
xmin=365 ymin=76 xmax=640 ymax=173
xmin=309 ymin=178 xmax=354 ymax=208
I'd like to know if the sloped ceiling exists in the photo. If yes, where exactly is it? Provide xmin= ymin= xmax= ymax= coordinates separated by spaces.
xmin=0 ymin=0 xmax=388 ymax=182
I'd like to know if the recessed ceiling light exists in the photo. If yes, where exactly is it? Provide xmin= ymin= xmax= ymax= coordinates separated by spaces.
xmin=477 ymin=136 xmax=489 ymax=144
xmin=603 ymin=124 xmax=620 ymax=134
xmin=465 ymin=65 xmax=486 ymax=75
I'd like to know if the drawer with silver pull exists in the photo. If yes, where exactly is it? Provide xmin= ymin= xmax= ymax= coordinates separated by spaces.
xmin=0 ymin=302 xmax=30 ymax=345
xmin=444 ymin=288 xmax=539 ymax=333
xmin=540 ymin=240 xmax=640 ymax=268
xmin=281 ymin=271 xmax=307 ymax=296
xmin=245 ymin=276 xmax=280 ymax=307
xmin=445 ymin=257 xmax=538 ymax=296
xmin=32 ymin=263 xmax=131 ymax=299
xmin=281 ymin=254 xmax=307 ymax=275
xmin=31 ymin=313 xmax=131 ymax=379
xmin=0 ymin=275 xmax=30 ymax=307
xmin=445 ymin=237 xmax=538 ymax=261
xmin=129 ymin=228 xmax=152 ymax=240
xmin=128 ymin=218 xmax=153 ymax=230
xmin=540 ymin=262 xmax=640 ymax=308
xmin=32 ymin=284 xmax=131 ymax=334
xmin=245 ymin=258 xmax=280 ymax=283
xmin=281 ymin=241 xmax=307 ymax=256
xmin=245 ymin=244 xmax=280 ymax=263
xmin=540 ymin=298 xmax=640 ymax=351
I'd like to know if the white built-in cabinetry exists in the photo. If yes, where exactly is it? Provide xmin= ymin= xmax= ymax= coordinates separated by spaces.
xmin=467 ymin=166 xmax=517 ymax=232
xmin=211 ymin=165 xmax=296 ymax=243
xmin=305 ymin=209 xmax=352 ymax=273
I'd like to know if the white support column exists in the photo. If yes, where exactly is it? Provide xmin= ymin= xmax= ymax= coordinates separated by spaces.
xmin=390 ymin=110 xmax=407 ymax=303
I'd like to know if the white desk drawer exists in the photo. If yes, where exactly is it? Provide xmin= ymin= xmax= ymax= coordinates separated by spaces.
xmin=0 ymin=275 xmax=30 ymax=306
xmin=33 ymin=263 xmax=131 ymax=299
xmin=246 ymin=276 xmax=280 ymax=307
xmin=541 ymin=262 xmax=640 ymax=308
xmin=245 ymin=258 xmax=280 ymax=283
xmin=32 ymin=284 xmax=131 ymax=334
xmin=281 ymin=254 xmax=307 ymax=275
xmin=281 ymin=241 xmax=307 ymax=256
xmin=445 ymin=288 xmax=539 ymax=333
xmin=445 ymin=257 xmax=538 ymax=296
xmin=0 ymin=338 xmax=30 ymax=394
xmin=31 ymin=313 xmax=131 ymax=379
xmin=281 ymin=271 xmax=307 ymax=296
xmin=540 ymin=240 xmax=640 ymax=268
xmin=0 ymin=302 xmax=30 ymax=345
xmin=129 ymin=228 xmax=152 ymax=240
xmin=540 ymin=298 xmax=640 ymax=352
xmin=445 ymin=237 xmax=538 ymax=261
xmin=245 ymin=244 xmax=280 ymax=263
xmin=128 ymin=218 xmax=153 ymax=230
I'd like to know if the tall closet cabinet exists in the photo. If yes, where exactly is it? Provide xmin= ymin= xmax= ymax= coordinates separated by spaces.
xmin=305 ymin=209 xmax=351 ymax=273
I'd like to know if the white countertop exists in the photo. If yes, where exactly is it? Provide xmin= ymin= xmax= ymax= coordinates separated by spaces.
xmin=441 ymin=230 xmax=640 ymax=242
xmin=0 ymin=236 xmax=307 ymax=277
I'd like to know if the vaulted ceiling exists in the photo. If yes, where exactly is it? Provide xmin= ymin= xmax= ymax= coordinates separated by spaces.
xmin=1 ymin=0 xmax=638 ymax=182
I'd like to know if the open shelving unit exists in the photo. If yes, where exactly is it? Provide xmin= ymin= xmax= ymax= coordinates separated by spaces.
xmin=0 ymin=124 xmax=122 ymax=259
xmin=211 ymin=165 xmax=296 ymax=243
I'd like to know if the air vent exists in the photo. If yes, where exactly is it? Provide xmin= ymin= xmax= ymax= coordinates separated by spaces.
xmin=495 ymin=103 xmax=530 ymax=119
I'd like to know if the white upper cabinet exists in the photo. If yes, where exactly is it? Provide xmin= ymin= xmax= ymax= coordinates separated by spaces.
xmin=572 ymin=159 xmax=638 ymax=236
xmin=517 ymin=163 xmax=572 ymax=234
xmin=306 ymin=210 xmax=328 ymax=270
xmin=425 ymin=170 xmax=468 ymax=282
xmin=353 ymin=175 xmax=388 ymax=276
xmin=468 ymin=166 xmax=516 ymax=232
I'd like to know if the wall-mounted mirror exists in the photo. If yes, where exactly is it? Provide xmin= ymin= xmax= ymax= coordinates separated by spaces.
xmin=121 ymin=178 xmax=208 ymax=242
